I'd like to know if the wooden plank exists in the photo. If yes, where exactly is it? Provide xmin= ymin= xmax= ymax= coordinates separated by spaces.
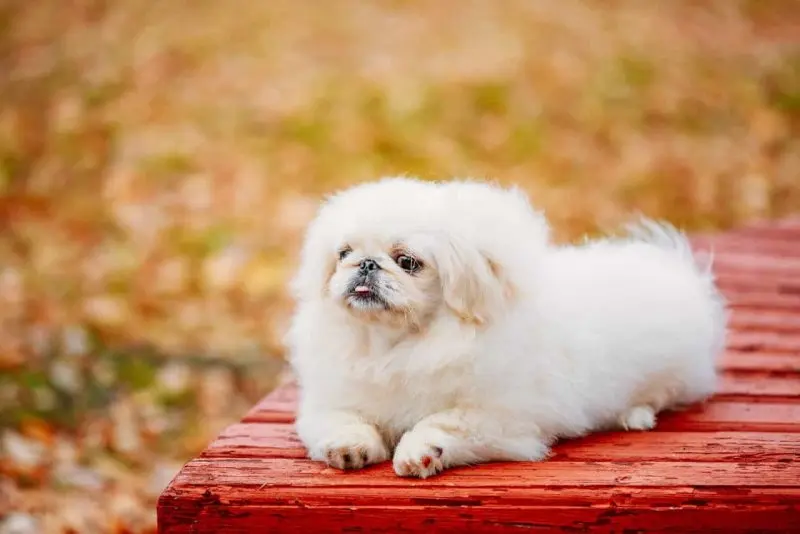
xmin=714 ymin=272 xmax=800 ymax=294
xmin=721 ymin=351 xmax=800 ymax=372
xmin=710 ymin=253 xmax=800 ymax=274
xmin=160 ymin=485 xmax=800 ymax=509
xmin=727 ymin=332 xmax=800 ymax=353
xmin=732 ymin=226 xmax=800 ymax=241
xmin=168 ymin=458 xmax=800 ymax=488
xmin=157 ymin=481 xmax=800 ymax=532
xmin=242 ymin=399 xmax=800 ymax=430
xmin=157 ymin=502 xmax=800 ymax=533
xmin=241 ymin=378 xmax=800 ymax=426
xmin=657 ymin=401 xmax=800 ymax=432
xmin=691 ymin=236 xmax=800 ymax=258
xmin=203 ymin=425 xmax=800 ymax=462
xmin=551 ymin=431 xmax=800 ymax=461
xmin=728 ymin=310 xmax=800 ymax=333
xmin=203 ymin=423 xmax=305 ymax=459
xmin=737 ymin=217 xmax=800 ymax=230
xmin=717 ymin=373 xmax=800 ymax=398
xmin=241 ymin=385 xmax=297 ymax=423
xmin=241 ymin=409 xmax=293 ymax=424
xmin=234 ymin=400 xmax=800 ymax=460
xmin=725 ymin=292 xmax=800 ymax=312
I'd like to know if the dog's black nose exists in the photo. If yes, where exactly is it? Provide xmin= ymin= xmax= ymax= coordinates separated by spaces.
xmin=358 ymin=258 xmax=380 ymax=274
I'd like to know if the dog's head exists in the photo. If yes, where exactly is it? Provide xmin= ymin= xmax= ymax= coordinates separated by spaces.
xmin=291 ymin=177 xmax=549 ymax=330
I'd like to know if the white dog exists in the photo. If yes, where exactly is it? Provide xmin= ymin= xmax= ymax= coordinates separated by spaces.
xmin=285 ymin=177 xmax=727 ymax=478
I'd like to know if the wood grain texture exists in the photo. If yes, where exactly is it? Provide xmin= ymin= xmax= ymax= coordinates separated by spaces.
xmin=160 ymin=485 xmax=800 ymax=509
xmin=655 ymin=401 xmax=800 ymax=431
xmin=710 ymin=253 xmax=800 ymax=274
xmin=728 ymin=310 xmax=800 ymax=333
xmin=204 ymin=425 xmax=800 ymax=461
xmin=714 ymin=272 xmax=800 ymax=294
xmin=724 ymin=292 xmax=800 ymax=314
xmin=158 ymin=219 xmax=800 ymax=533
xmin=721 ymin=351 xmax=800 ymax=372
xmin=692 ymin=239 xmax=800 ymax=258
xmin=242 ymin=369 xmax=800 ymax=425
xmin=156 ymin=503 xmax=800 ymax=533
xmin=169 ymin=458 xmax=800 ymax=488
xmin=726 ymin=331 xmax=800 ymax=353
xmin=244 ymin=398 xmax=800 ymax=430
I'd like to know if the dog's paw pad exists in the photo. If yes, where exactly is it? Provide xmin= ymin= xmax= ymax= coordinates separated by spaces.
xmin=315 ymin=426 xmax=389 ymax=470
xmin=324 ymin=445 xmax=375 ymax=470
xmin=393 ymin=439 xmax=444 ymax=478
xmin=620 ymin=405 xmax=656 ymax=431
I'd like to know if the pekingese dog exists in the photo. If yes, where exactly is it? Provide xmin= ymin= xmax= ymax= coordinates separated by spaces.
xmin=285 ymin=177 xmax=727 ymax=478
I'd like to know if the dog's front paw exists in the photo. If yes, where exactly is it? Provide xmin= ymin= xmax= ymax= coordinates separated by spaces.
xmin=392 ymin=429 xmax=446 ymax=478
xmin=312 ymin=424 xmax=389 ymax=470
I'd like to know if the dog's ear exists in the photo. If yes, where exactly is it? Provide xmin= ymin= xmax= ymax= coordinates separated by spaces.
xmin=435 ymin=235 xmax=514 ymax=325
xmin=290 ymin=216 xmax=338 ymax=302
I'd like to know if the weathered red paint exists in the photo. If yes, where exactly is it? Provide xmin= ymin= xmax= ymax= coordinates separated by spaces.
xmin=158 ymin=218 xmax=800 ymax=533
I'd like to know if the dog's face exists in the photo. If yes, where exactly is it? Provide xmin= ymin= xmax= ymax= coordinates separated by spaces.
xmin=326 ymin=237 xmax=441 ymax=326
xmin=291 ymin=178 xmax=534 ymax=331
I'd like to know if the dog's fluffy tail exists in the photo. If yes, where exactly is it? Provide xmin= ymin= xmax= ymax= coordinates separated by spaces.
xmin=621 ymin=217 xmax=722 ymax=286
xmin=625 ymin=217 xmax=700 ymax=260
xmin=623 ymin=217 xmax=728 ymax=359
xmin=622 ymin=218 xmax=711 ymax=272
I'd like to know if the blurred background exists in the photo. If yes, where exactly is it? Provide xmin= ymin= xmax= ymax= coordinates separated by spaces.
xmin=0 ymin=0 xmax=798 ymax=532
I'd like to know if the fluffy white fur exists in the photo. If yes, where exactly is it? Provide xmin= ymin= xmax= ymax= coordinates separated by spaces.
xmin=285 ymin=176 xmax=727 ymax=478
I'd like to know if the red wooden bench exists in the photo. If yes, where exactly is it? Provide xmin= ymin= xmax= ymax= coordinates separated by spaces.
xmin=158 ymin=218 xmax=800 ymax=533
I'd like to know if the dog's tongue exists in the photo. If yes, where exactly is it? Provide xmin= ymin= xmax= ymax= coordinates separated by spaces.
xmin=354 ymin=285 xmax=371 ymax=293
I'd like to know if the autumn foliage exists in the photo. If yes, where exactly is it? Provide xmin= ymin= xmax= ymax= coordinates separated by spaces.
xmin=0 ymin=1 xmax=798 ymax=532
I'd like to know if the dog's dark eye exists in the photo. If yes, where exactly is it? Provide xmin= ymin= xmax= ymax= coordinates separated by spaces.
xmin=396 ymin=255 xmax=420 ymax=273
xmin=338 ymin=247 xmax=352 ymax=261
